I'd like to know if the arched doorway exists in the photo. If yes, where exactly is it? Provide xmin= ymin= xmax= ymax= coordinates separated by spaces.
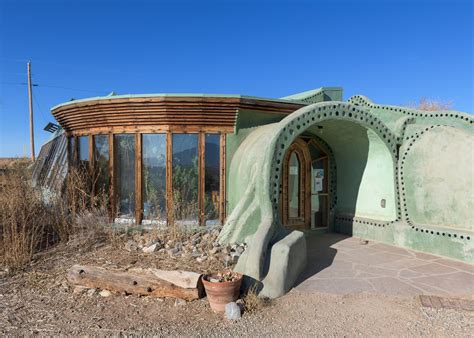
xmin=281 ymin=137 xmax=329 ymax=230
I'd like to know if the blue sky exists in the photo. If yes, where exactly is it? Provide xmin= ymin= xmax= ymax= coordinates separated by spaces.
xmin=0 ymin=0 xmax=472 ymax=157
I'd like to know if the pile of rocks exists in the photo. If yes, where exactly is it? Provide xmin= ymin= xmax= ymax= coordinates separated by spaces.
xmin=123 ymin=227 xmax=247 ymax=267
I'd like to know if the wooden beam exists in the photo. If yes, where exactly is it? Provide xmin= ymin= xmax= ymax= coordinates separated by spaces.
xmin=199 ymin=133 xmax=205 ymax=226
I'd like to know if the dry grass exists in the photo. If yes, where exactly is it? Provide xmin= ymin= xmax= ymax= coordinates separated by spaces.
xmin=243 ymin=283 xmax=270 ymax=313
xmin=408 ymin=98 xmax=453 ymax=111
xmin=0 ymin=164 xmax=49 ymax=271
xmin=0 ymin=164 xmax=114 ymax=273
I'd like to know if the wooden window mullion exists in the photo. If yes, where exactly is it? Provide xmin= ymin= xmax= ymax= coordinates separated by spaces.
xmin=219 ymin=133 xmax=226 ymax=224
xmin=135 ymin=133 xmax=142 ymax=225
xmin=198 ymin=133 xmax=205 ymax=226
xmin=108 ymin=133 xmax=115 ymax=220
xmin=166 ymin=132 xmax=173 ymax=228
xmin=89 ymin=135 xmax=95 ymax=201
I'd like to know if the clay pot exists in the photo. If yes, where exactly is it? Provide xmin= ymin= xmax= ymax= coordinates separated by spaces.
xmin=202 ymin=273 xmax=242 ymax=313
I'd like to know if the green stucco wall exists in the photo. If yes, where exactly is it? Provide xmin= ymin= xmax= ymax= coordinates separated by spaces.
xmin=220 ymin=96 xmax=474 ymax=295
xmin=307 ymin=120 xmax=397 ymax=221
xmin=403 ymin=126 xmax=473 ymax=231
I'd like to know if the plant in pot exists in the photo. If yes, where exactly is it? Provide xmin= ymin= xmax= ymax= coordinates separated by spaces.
xmin=202 ymin=271 xmax=243 ymax=313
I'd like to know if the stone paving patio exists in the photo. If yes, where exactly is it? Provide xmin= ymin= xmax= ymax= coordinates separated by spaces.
xmin=295 ymin=233 xmax=474 ymax=297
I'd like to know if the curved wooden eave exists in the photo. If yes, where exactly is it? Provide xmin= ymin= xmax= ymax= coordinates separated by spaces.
xmin=51 ymin=96 xmax=304 ymax=134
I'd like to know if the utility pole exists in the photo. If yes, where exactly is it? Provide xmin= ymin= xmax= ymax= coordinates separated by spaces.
xmin=27 ymin=60 xmax=35 ymax=161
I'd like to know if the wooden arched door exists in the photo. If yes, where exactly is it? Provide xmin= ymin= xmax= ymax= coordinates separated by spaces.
xmin=281 ymin=138 xmax=311 ymax=229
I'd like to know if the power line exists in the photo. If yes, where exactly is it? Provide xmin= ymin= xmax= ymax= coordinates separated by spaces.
xmin=32 ymin=87 xmax=52 ymax=124
xmin=1 ymin=81 xmax=104 ymax=94
xmin=36 ymin=84 xmax=104 ymax=94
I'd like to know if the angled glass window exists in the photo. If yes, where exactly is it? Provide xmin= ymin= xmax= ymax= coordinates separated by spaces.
xmin=93 ymin=135 xmax=110 ymax=196
xmin=142 ymin=134 xmax=167 ymax=223
xmin=114 ymin=134 xmax=136 ymax=218
xmin=204 ymin=134 xmax=220 ymax=225
xmin=172 ymin=133 xmax=198 ymax=226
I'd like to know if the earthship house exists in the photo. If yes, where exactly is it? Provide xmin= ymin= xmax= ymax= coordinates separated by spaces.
xmin=33 ymin=87 xmax=474 ymax=298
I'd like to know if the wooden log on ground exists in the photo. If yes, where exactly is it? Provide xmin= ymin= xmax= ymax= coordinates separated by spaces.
xmin=67 ymin=265 xmax=203 ymax=301
xmin=129 ymin=268 xmax=202 ymax=289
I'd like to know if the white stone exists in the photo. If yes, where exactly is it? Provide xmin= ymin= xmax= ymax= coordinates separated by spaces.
xmin=99 ymin=290 xmax=112 ymax=297
xmin=142 ymin=242 xmax=160 ymax=253
xmin=225 ymin=302 xmax=241 ymax=320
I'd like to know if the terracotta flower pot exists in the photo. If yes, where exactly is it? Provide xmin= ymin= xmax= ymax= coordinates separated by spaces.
xmin=202 ymin=273 xmax=242 ymax=313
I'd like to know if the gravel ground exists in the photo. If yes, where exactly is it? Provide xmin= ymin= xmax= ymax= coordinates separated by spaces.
xmin=1 ymin=236 xmax=473 ymax=336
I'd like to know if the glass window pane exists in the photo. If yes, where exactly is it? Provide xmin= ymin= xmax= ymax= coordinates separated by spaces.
xmin=115 ymin=134 xmax=136 ymax=218
xmin=288 ymin=152 xmax=300 ymax=218
xmin=93 ymin=135 xmax=109 ymax=196
xmin=309 ymin=142 xmax=323 ymax=159
xmin=312 ymin=159 xmax=328 ymax=193
xmin=142 ymin=134 xmax=167 ymax=223
xmin=78 ymin=136 xmax=89 ymax=168
xmin=204 ymin=134 xmax=220 ymax=225
xmin=311 ymin=195 xmax=328 ymax=228
xmin=172 ymin=134 xmax=198 ymax=226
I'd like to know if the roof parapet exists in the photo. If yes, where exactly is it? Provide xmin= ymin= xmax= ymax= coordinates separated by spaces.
xmin=281 ymin=87 xmax=343 ymax=104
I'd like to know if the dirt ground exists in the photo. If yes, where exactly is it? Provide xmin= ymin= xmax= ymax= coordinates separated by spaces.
xmin=1 ymin=239 xmax=473 ymax=336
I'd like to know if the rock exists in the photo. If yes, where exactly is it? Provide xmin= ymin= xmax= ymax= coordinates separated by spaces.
xmin=99 ymin=290 xmax=112 ymax=297
xmin=235 ymin=246 xmax=245 ymax=255
xmin=225 ymin=302 xmax=241 ymax=320
xmin=196 ymin=256 xmax=208 ymax=263
xmin=87 ymin=288 xmax=97 ymax=296
xmin=209 ymin=247 xmax=220 ymax=255
xmin=167 ymin=248 xmax=180 ymax=257
xmin=142 ymin=242 xmax=161 ymax=253
xmin=230 ymin=253 xmax=240 ymax=264
xmin=202 ymin=233 xmax=210 ymax=240
xmin=73 ymin=286 xmax=87 ymax=294
xmin=191 ymin=238 xmax=200 ymax=246
xmin=124 ymin=240 xmax=138 ymax=252
xmin=212 ymin=241 xmax=220 ymax=248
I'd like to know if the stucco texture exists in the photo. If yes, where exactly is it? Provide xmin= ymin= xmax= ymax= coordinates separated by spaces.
xmin=220 ymin=97 xmax=473 ymax=297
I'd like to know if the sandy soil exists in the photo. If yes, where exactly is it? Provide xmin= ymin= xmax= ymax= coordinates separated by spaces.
xmin=1 ymin=240 xmax=472 ymax=336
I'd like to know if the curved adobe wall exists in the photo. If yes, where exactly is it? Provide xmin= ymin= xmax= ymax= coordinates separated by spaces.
xmin=307 ymin=120 xmax=397 ymax=222
xmin=219 ymin=101 xmax=398 ymax=297
xmin=401 ymin=126 xmax=474 ymax=233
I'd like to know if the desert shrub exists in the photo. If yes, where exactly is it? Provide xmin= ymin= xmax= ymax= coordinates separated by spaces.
xmin=0 ymin=165 xmax=50 ymax=271
xmin=0 ymin=162 xmax=113 ymax=272
xmin=50 ymin=166 xmax=112 ymax=246
xmin=408 ymin=98 xmax=453 ymax=111
xmin=243 ymin=283 xmax=270 ymax=313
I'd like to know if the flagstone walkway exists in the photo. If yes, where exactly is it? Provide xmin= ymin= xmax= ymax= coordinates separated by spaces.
xmin=295 ymin=233 xmax=474 ymax=297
